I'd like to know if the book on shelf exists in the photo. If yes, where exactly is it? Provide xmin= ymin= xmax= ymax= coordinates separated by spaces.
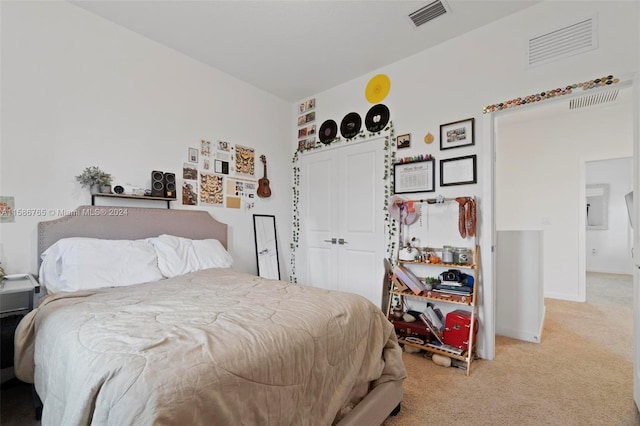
xmin=433 ymin=286 xmax=473 ymax=296
xmin=393 ymin=264 xmax=427 ymax=295
xmin=423 ymin=306 xmax=443 ymax=330
xmin=426 ymin=341 xmax=465 ymax=356
xmin=419 ymin=312 xmax=444 ymax=344
xmin=437 ymin=280 xmax=463 ymax=287
xmin=434 ymin=283 xmax=473 ymax=293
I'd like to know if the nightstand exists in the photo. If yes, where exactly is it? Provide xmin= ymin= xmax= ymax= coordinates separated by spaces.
xmin=1 ymin=274 xmax=39 ymax=384
xmin=0 ymin=274 xmax=40 ymax=318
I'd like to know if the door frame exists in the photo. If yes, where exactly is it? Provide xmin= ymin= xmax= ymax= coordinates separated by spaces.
xmin=484 ymin=73 xmax=639 ymax=367
xmin=296 ymin=135 xmax=389 ymax=297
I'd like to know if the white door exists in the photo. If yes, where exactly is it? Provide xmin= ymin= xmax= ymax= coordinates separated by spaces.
xmin=299 ymin=138 xmax=386 ymax=307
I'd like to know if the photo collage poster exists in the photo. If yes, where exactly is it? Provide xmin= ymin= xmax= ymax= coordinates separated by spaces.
xmin=297 ymin=98 xmax=316 ymax=150
xmin=181 ymin=139 xmax=257 ymax=209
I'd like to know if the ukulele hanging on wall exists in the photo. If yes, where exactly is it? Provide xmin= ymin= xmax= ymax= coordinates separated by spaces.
xmin=257 ymin=155 xmax=272 ymax=198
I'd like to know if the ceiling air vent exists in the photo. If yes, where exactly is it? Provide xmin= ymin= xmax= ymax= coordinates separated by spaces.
xmin=527 ymin=15 xmax=598 ymax=68
xmin=409 ymin=0 xmax=448 ymax=27
xmin=569 ymin=89 xmax=618 ymax=110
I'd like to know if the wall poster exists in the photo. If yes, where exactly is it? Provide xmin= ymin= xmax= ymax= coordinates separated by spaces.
xmin=225 ymin=176 xmax=256 ymax=210
xmin=182 ymin=181 xmax=198 ymax=206
xmin=199 ymin=173 xmax=224 ymax=206
xmin=235 ymin=145 xmax=255 ymax=177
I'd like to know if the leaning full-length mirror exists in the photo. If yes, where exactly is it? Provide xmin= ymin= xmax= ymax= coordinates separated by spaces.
xmin=253 ymin=214 xmax=280 ymax=279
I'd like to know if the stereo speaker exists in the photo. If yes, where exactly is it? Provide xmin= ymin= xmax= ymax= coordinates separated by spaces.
xmin=151 ymin=170 xmax=165 ymax=197
xmin=164 ymin=172 xmax=176 ymax=198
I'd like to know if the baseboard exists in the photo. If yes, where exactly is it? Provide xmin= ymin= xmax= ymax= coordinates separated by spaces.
xmin=544 ymin=291 xmax=583 ymax=302
xmin=538 ymin=304 xmax=546 ymax=342
xmin=496 ymin=326 xmax=541 ymax=343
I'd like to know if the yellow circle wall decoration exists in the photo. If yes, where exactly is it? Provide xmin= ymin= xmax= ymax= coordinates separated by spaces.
xmin=365 ymin=74 xmax=391 ymax=104
xmin=424 ymin=133 xmax=434 ymax=144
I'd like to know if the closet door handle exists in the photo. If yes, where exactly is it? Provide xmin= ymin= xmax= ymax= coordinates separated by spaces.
xmin=338 ymin=238 xmax=347 ymax=245
xmin=324 ymin=238 xmax=337 ymax=244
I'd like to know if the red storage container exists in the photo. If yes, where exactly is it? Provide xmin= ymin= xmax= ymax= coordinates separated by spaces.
xmin=389 ymin=318 xmax=431 ymax=343
xmin=443 ymin=309 xmax=477 ymax=351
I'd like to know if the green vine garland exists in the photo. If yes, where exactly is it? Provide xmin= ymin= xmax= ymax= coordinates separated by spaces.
xmin=290 ymin=122 xmax=397 ymax=283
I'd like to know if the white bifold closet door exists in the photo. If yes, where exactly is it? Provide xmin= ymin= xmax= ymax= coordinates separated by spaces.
xmin=298 ymin=137 xmax=385 ymax=308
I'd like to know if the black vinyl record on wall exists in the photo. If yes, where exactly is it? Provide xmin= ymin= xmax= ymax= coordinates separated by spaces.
xmin=340 ymin=112 xmax=362 ymax=139
xmin=365 ymin=104 xmax=390 ymax=132
xmin=319 ymin=119 xmax=338 ymax=144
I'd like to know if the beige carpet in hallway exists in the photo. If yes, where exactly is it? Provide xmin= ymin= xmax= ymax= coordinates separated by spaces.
xmin=383 ymin=272 xmax=639 ymax=426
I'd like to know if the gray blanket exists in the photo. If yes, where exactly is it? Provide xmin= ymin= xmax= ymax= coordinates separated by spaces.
xmin=15 ymin=268 xmax=406 ymax=425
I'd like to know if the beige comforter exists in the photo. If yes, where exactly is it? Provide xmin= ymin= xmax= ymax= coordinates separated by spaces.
xmin=15 ymin=268 xmax=406 ymax=425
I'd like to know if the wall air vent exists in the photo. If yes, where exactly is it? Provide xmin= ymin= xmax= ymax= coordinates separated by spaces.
xmin=569 ymin=89 xmax=618 ymax=110
xmin=527 ymin=15 xmax=598 ymax=68
xmin=409 ymin=0 xmax=448 ymax=27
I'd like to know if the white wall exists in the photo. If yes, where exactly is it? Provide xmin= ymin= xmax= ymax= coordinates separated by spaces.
xmin=496 ymin=230 xmax=544 ymax=343
xmin=586 ymin=157 xmax=633 ymax=274
xmin=495 ymin=100 xmax=632 ymax=301
xmin=0 ymin=2 xmax=293 ymax=276
xmin=296 ymin=1 xmax=639 ymax=355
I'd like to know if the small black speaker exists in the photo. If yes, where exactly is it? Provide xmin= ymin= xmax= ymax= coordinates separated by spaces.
xmin=164 ymin=172 xmax=176 ymax=198
xmin=151 ymin=170 xmax=165 ymax=197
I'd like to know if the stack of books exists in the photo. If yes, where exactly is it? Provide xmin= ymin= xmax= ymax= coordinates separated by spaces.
xmin=433 ymin=281 xmax=472 ymax=296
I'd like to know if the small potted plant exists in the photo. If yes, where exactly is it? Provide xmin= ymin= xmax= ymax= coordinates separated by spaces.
xmin=75 ymin=166 xmax=113 ymax=195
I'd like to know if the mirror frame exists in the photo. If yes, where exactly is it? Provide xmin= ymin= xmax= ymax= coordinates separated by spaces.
xmin=252 ymin=214 xmax=281 ymax=280
xmin=586 ymin=183 xmax=609 ymax=230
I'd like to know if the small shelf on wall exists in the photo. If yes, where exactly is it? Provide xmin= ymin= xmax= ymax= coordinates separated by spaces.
xmin=91 ymin=193 xmax=176 ymax=209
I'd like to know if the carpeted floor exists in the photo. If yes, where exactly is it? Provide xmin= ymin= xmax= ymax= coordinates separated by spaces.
xmin=1 ymin=273 xmax=638 ymax=425
xmin=383 ymin=272 xmax=639 ymax=426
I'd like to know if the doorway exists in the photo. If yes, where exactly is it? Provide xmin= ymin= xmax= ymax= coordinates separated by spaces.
xmin=585 ymin=157 xmax=634 ymax=292
xmin=493 ymin=85 xmax=633 ymax=306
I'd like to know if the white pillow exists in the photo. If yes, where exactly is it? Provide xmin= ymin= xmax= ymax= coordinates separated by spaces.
xmin=192 ymin=238 xmax=234 ymax=269
xmin=40 ymin=237 xmax=164 ymax=293
xmin=148 ymin=234 xmax=233 ymax=278
xmin=39 ymin=243 xmax=65 ymax=293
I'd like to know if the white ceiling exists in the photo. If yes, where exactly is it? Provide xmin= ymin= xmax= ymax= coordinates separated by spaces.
xmin=70 ymin=1 xmax=540 ymax=102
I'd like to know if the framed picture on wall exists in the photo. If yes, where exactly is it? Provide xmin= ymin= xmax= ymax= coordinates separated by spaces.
xmin=440 ymin=155 xmax=477 ymax=186
xmin=188 ymin=148 xmax=199 ymax=163
xmin=396 ymin=133 xmax=411 ymax=149
xmin=440 ymin=118 xmax=475 ymax=150
xmin=298 ymin=98 xmax=315 ymax=114
xmin=393 ymin=159 xmax=435 ymax=194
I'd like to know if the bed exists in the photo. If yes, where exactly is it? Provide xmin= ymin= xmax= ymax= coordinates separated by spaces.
xmin=14 ymin=206 xmax=406 ymax=425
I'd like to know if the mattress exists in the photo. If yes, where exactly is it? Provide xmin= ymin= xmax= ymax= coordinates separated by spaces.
xmin=14 ymin=268 xmax=406 ymax=425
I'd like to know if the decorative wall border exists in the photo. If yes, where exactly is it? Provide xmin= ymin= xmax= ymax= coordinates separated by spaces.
xmin=483 ymin=75 xmax=619 ymax=114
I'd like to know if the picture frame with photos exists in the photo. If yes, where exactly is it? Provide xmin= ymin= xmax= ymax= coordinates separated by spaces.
xmin=297 ymin=111 xmax=316 ymax=127
xmin=298 ymin=98 xmax=316 ymax=114
xmin=440 ymin=118 xmax=475 ymax=150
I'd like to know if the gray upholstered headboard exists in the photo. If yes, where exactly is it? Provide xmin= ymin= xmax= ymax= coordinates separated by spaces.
xmin=38 ymin=206 xmax=228 ymax=263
